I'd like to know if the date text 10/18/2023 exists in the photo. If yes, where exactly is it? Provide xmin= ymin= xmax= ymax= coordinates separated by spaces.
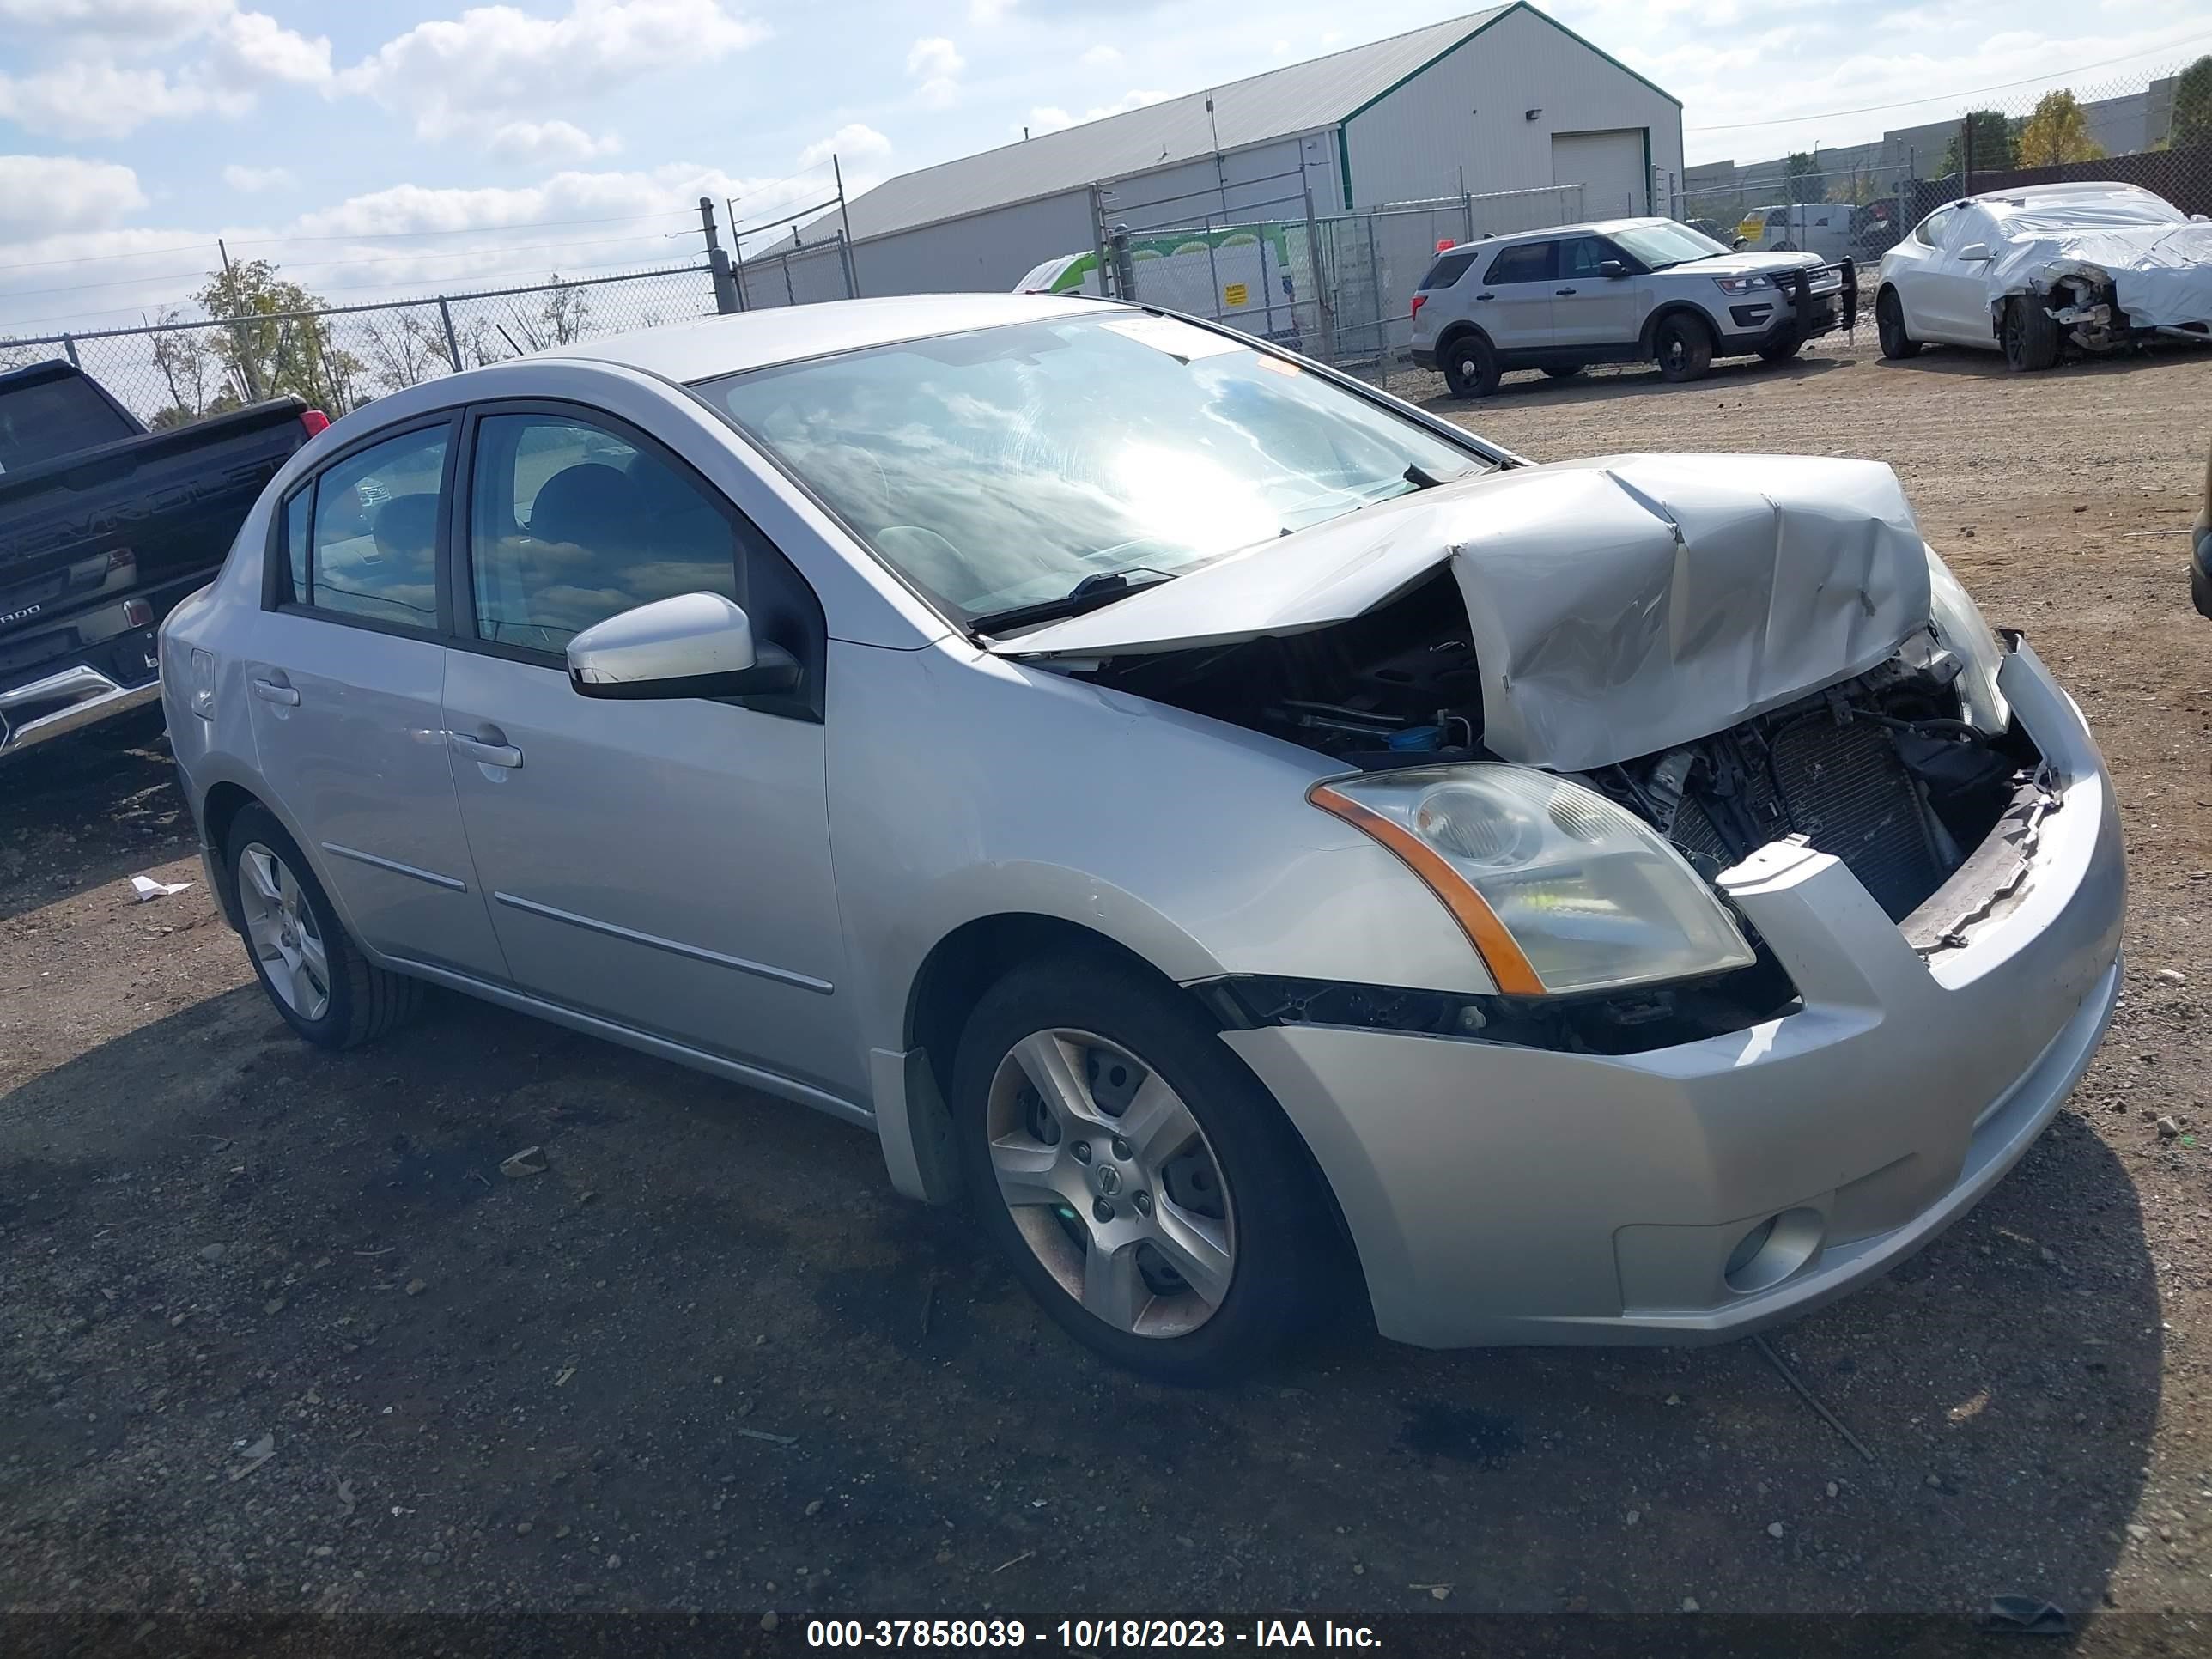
xmin=805 ymin=1620 xmax=1384 ymax=1649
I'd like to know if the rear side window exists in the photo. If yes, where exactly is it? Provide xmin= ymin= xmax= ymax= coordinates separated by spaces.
xmin=1418 ymin=248 xmax=1480 ymax=290
xmin=1916 ymin=206 xmax=1957 ymax=246
xmin=1484 ymin=241 xmax=1555 ymax=284
xmin=295 ymin=427 xmax=449 ymax=630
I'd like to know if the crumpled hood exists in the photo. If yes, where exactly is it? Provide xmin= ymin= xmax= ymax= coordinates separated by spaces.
xmin=990 ymin=453 xmax=1933 ymax=773
xmin=1988 ymin=218 xmax=2212 ymax=329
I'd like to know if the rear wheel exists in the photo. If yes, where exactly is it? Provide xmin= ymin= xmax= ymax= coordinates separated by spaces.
xmin=1440 ymin=332 xmax=1499 ymax=398
xmin=1876 ymin=289 xmax=1920 ymax=359
xmin=225 ymin=804 xmax=421 ymax=1049
xmin=951 ymin=954 xmax=1341 ymax=1383
xmin=1653 ymin=313 xmax=1714 ymax=383
xmin=2002 ymin=295 xmax=2060 ymax=372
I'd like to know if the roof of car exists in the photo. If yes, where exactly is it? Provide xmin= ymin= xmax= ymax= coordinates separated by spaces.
xmin=1962 ymin=180 xmax=2164 ymax=208
xmin=536 ymin=292 xmax=1102 ymax=382
xmin=1476 ymin=216 xmax=1672 ymax=243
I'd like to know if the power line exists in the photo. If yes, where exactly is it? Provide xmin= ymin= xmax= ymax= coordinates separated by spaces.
xmin=1686 ymin=33 xmax=2212 ymax=131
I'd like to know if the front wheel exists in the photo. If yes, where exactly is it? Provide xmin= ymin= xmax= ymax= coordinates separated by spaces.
xmin=1653 ymin=313 xmax=1714 ymax=383
xmin=951 ymin=955 xmax=1341 ymax=1382
xmin=1757 ymin=331 xmax=1804 ymax=363
xmin=226 ymin=804 xmax=422 ymax=1049
xmin=1541 ymin=362 xmax=1585 ymax=380
xmin=1876 ymin=289 xmax=1920 ymax=359
xmin=1440 ymin=333 xmax=1499 ymax=398
xmin=2002 ymin=295 xmax=2060 ymax=372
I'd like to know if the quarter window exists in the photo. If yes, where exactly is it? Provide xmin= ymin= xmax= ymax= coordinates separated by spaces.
xmin=1916 ymin=206 xmax=1957 ymax=247
xmin=1419 ymin=248 xmax=1480 ymax=290
xmin=1483 ymin=241 xmax=1555 ymax=285
xmin=297 ymin=426 xmax=448 ymax=630
xmin=465 ymin=413 xmax=740 ymax=653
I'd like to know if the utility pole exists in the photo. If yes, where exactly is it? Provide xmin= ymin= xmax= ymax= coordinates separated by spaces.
xmin=217 ymin=236 xmax=263 ymax=400
xmin=698 ymin=197 xmax=740 ymax=313
xmin=832 ymin=154 xmax=863 ymax=298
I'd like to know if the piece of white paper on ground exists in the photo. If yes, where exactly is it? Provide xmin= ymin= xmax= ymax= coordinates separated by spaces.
xmin=131 ymin=875 xmax=194 ymax=902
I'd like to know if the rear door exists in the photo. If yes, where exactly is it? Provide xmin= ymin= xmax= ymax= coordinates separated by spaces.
xmin=243 ymin=417 xmax=511 ymax=981
xmin=1474 ymin=239 xmax=1557 ymax=351
xmin=1550 ymin=235 xmax=1642 ymax=349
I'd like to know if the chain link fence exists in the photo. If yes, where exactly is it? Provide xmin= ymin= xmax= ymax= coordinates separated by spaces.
xmin=0 ymin=263 xmax=719 ymax=428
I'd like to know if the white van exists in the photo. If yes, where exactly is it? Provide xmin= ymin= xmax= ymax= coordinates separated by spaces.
xmin=1736 ymin=203 xmax=1853 ymax=262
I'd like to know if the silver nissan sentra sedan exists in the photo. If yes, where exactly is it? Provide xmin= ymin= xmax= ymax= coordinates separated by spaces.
xmin=160 ymin=294 xmax=2124 ymax=1382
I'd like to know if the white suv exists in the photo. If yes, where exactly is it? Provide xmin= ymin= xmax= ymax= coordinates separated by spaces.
xmin=1410 ymin=218 xmax=1856 ymax=397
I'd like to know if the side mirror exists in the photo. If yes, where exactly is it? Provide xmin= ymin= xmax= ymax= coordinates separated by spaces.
xmin=1597 ymin=259 xmax=1626 ymax=279
xmin=1730 ymin=235 xmax=1748 ymax=252
xmin=567 ymin=592 xmax=799 ymax=701
xmin=1957 ymin=242 xmax=1992 ymax=262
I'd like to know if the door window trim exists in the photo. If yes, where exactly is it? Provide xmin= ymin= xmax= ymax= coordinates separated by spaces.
xmin=264 ymin=413 xmax=463 ymax=642
xmin=445 ymin=396 xmax=829 ymax=723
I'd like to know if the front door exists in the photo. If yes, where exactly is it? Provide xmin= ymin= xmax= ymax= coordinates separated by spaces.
xmin=1473 ymin=239 xmax=1556 ymax=351
xmin=244 ymin=418 xmax=510 ymax=981
xmin=1550 ymin=235 xmax=1643 ymax=349
xmin=438 ymin=404 xmax=854 ymax=1100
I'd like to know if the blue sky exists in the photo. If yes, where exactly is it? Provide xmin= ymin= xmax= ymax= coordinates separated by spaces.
xmin=2 ymin=0 xmax=2207 ymax=337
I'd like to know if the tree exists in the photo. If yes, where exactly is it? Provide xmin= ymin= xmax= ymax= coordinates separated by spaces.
xmin=357 ymin=309 xmax=455 ymax=394
xmin=501 ymin=276 xmax=592 ymax=352
xmin=1784 ymin=152 xmax=1820 ymax=204
xmin=2172 ymin=55 xmax=2212 ymax=149
xmin=2016 ymin=90 xmax=2106 ymax=167
xmin=192 ymin=259 xmax=366 ymax=415
xmin=1942 ymin=109 xmax=2016 ymax=176
xmin=147 ymin=310 xmax=226 ymax=428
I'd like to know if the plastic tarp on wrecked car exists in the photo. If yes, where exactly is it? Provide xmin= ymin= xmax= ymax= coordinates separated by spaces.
xmin=1979 ymin=187 xmax=2212 ymax=331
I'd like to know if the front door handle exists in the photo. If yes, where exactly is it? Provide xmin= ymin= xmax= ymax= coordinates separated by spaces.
xmin=250 ymin=678 xmax=300 ymax=707
xmin=451 ymin=732 xmax=523 ymax=769
xmin=1555 ymin=287 xmax=1578 ymax=296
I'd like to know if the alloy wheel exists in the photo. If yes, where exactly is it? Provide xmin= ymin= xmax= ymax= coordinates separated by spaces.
xmin=237 ymin=842 xmax=331 ymax=1022
xmin=985 ymin=1029 xmax=1235 ymax=1338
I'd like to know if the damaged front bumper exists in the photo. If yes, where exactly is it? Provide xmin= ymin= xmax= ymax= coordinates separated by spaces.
xmin=1222 ymin=636 xmax=2124 ymax=1348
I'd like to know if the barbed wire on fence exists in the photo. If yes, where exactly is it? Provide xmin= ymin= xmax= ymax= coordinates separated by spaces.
xmin=0 ymin=262 xmax=719 ymax=426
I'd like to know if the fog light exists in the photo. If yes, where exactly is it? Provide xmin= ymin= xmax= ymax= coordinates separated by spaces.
xmin=1723 ymin=1207 xmax=1824 ymax=1294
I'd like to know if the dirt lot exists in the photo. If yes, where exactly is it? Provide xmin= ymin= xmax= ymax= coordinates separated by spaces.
xmin=3 ymin=331 xmax=2210 ymax=1647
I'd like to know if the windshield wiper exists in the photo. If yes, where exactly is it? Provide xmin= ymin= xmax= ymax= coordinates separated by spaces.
xmin=1402 ymin=461 xmax=1480 ymax=490
xmin=971 ymin=570 xmax=1174 ymax=635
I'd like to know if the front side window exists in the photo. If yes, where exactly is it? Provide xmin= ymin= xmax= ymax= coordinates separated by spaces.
xmin=299 ymin=426 xmax=447 ymax=629
xmin=1559 ymin=236 xmax=1620 ymax=279
xmin=696 ymin=313 xmax=1490 ymax=623
xmin=1483 ymin=241 xmax=1554 ymax=285
xmin=466 ymin=413 xmax=739 ymax=653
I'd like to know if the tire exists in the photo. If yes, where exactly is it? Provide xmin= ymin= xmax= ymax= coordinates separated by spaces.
xmin=1439 ymin=331 xmax=1499 ymax=398
xmin=1653 ymin=313 xmax=1714 ymax=383
xmin=2002 ymin=295 xmax=2060 ymax=372
xmin=1541 ymin=362 xmax=1585 ymax=380
xmin=1876 ymin=289 xmax=1920 ymax=359
xmin=224 ymin=803 xmax=422 ymax=1050
xmin=950 ymin=952 xmax=1343 ymax=1383
xmin=1757 ymin=331 xmax=1804 ymax=363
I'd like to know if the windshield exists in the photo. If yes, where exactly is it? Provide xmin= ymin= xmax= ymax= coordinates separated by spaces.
xmin=696 ymin=313 xmax=1489 ymax=622
xmin=1611 ymin=221 xmax=1730 ymax=270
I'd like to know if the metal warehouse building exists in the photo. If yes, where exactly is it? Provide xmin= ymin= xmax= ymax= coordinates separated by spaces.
xmin=742 ymin=0 xmax=1682 ymax=325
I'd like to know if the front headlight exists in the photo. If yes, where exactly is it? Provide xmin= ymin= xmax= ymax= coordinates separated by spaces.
xmin=1713 ymin=273 xmax=1776 ymax=295
xmin=1311 ymin=766 xmax=1756 ymax=997
xmin=1924 ymin=547 xmax=2010 ymax=733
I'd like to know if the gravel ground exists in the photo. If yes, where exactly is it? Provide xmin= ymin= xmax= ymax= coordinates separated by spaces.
xmin=3 ymin=331 xmax=2209 ymax=1648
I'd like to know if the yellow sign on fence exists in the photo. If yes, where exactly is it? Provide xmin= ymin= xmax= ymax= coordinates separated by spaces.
xmin=1223 ymin=283 xmax=1249 ymax=307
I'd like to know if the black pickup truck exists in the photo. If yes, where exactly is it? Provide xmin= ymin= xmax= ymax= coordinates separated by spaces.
xmin=0 ymin=360 xmax=324 ymax=762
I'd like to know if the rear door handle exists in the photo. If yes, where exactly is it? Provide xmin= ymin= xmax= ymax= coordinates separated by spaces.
xmin=1474 ymin=292 xmax=1494 ymax=301
xmin=451 ymin=732 xmax=523 ymax=769
xmin=1555 ymin=287 xmax=1578 ymax=296
xmin=249 ymin=678 xmax=299 ymax=707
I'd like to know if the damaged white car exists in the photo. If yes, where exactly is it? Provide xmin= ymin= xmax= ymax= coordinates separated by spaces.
xmin=1878 ymin=181 xmax=2212 ymax=369
xmin=161 ymin=296 xmax=2124 ymax=1383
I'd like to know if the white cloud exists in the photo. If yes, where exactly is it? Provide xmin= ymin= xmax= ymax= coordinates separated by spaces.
xmin=0 ymin=154 xmax=148 ymax=238
xmin=487 ymin=119 xmax=623 ymax=165
xmin=1024 ymin=89 xmax=1169 ymax=137
xmin=905 ymin=34 xmax=964 ymax=110
xmin=210 ymin=9 xmax=332 ymax=88
xmin=797 ymin=122 xmax=890 ymax=170
xmin=0 ymin=0 xmax=231 ymax=50
xmin=337 ymin=0 xmax=768 ymax=144
xmin=0 ymin=58 xmax=228 ymax=140
xmin=222 ymin=161 xmax=294 ymax=193
xmin=1080 ymin=43 xmax=1121 ymax=67
xmin=969 ymin=0 xmax=1015 ymax=19
xmin=905 ymin=36 xmax=964 ymax=78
